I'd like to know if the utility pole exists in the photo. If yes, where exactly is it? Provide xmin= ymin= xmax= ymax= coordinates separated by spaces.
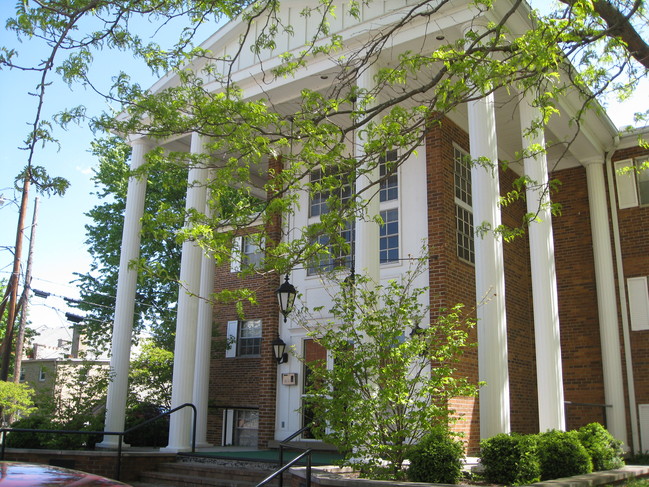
xmin=0 ymin=172 xmax=31 ymax=381
xmin=13 ymin=197 xmax=39 ymax=383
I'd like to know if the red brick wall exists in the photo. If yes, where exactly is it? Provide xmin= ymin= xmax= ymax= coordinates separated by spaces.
xmin=551 ymin=166 xmax=607 ymax=429
xmin=425 ymin=117 xmax=537 ymax=453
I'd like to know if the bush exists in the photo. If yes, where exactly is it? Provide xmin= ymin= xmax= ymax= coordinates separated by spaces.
xmin=7 ymin=413 xmax=105 ymax=450
xmin=124 ymin=403 xmax=169 ymax=447
xmin=480 ymin=433 xmax=541 ymax=485
xmin=407 ymin=427 xmax=465 ymax=484
xmin=538 ymin=430 xmax=593 ymax=480
xmin=577 ymin=423 xmax=624 ymax=471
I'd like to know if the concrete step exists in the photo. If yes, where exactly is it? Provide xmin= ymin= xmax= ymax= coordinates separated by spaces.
xmin=136 ymin=460 xmax=281 ymax=487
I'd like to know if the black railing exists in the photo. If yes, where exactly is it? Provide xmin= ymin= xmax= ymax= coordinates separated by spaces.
xmin=256 ymin=449 xmax=312 ymax=487
xmin=0 ymin=402 xmax=197 ymax=481
xmin=257 ymin=424 xmax=314 ymax=487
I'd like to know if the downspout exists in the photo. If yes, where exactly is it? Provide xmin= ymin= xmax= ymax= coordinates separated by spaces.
xmin=604 ymin=135 xmax=640 ymax=453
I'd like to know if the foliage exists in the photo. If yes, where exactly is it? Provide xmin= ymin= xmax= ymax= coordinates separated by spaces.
xmin=297 ymin=257 xmax=477 ymax=480
xmin=627 ymin=451 xmax=649 ymax=465
xmin=2 ymin=1 xmax=648 ymax=306
xmin=537 ymin=430 xmax=593 ymax=480
xmin=74 ymin=136 xmax=186 ymax=352
xmin=480 ymin=432 xmax=541 ymax=485
xmin=0 ymin=381 xmax=35 ymax=426
xmin=128 ymin=340 xmax=174 ymax=409
xmin=7 ymin=412 xmax=105 ymax=450
xmin=124 ymin=402 xmax=169 ymax=447
xmin=407 ymin=426 xmax=465 ymax=484
xmin=578 ymin=423 xmax=625 ymax=471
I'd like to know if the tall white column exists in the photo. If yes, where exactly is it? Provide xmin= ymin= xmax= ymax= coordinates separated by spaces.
xmin=519 ymin=95 xmax=566 ymax=431
xmin=467 ymin=93 xmax=511 ymax=440
xmin=354 ymin=63 xmax=380 ymax=283
xmin=99 ymin=137 xmax=150 ymax=448
xmin=164 ymin=133 xmax=209 ymax=451
xmin=193 ymin=171 xmax=215 ymax=448
xmin=585 ymin=161 xmax=628 ymax=446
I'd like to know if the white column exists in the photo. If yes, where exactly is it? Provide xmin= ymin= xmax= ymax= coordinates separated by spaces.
xmin=585 ymin=161 xmax=628 ymax=446
xmin=164 ymin=133 xmax=209 ymax=451
xmin=193 ymin=170 xmax=215 ymax=448
xmin=354 ymin=64 xmax=380 ymax=283
xmin=99 ymin=137 xmax=150 ymax=448
xmin=467 ymin=93 xmax=511 ymax=440
xmin=519 ymin=95 xmax=566 ymax=431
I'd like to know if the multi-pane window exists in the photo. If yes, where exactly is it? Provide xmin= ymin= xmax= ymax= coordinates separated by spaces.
xmin=309 ymin=167 xmax=352 ymax=217
xmin=637 ymin=157 xmax=649 ymax=205
xmin=238 ymin=319 xmax=262 ymax=356
xmin=379 ymin=151 xmax=399 ymax=263
xmin=234 ymin=409 xmax=259 ymax=447
xmin=380 ymin=150 xmax=399 ymax=202
xmin=307 ymin=167 xmax=354 ymax=275
xmin=230 ymin=234 xmax=264 ymax=272
xmin=454 ymin=146 xmax=475 ymax=263
xmin=226 ymin=319 xmax=262 ymax=357
xmin=380 ymin=208 xmax=399 ymax=263
xmin=307 ymin=222 xmax=355 ymax=275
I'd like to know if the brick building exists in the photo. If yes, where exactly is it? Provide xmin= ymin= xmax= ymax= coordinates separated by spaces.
xmin=101 ymin=0 xmax=649 ymax=455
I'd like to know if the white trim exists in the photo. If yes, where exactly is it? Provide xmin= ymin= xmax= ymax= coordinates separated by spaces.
xmin=225 ymin=320 xmax=239 ymax=358
xmin=614 ymin=159 xmax=639 ymax=209
xmin=628 ymin=277 xmax=649 ymax=331
xmin=639 ymin=404 xmax=649 ymax=453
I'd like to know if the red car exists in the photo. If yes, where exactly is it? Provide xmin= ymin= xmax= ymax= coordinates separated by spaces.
xmin=0 ymin=462 xmax=131 ymax=486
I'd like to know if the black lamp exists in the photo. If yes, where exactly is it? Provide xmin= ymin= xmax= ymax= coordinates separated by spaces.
xmin=272 ymin=336 xmax=289 ymax=364
xmin=275 ymin=274 xmax=297 ymax=323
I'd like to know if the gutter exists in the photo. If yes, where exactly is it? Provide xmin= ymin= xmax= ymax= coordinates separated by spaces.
xmin=604 ymin=134 xmax=640 ymax=453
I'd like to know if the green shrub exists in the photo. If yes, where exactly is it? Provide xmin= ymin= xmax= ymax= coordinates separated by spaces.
xmin=407 ymin=427 xmax=465 ymax=484
xmin=480 ymin=433 xmax=541 ymax=485
xmin=538 ymin=430 xmax=593 ymax=480
xmin=7 ymin=413 xmax=104 ymax=450
xmin=124 ymin=403 xmax=169 ymax=447
xmin=578 ymin=423 xmax=624 ymax=471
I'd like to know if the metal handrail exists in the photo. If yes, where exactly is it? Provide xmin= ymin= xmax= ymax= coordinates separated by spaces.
xmin=255 ymin=448 xmax=313 ymax=487
xmin=0 ymin=402 xmax=197 ymax=481
xmin=273 ymin=424 xmax=314 ymax=487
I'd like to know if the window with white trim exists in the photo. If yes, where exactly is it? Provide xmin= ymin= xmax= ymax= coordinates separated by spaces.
xmin=38 ymin=367 xmax=46 ymax=382
xmin=225 ymin=319 xmax=262 ymax=357
xmin=307 ymin=166 xmax=354 ymax=275
xmin=454 ymin=145 xmax=475 ymax=263
xmin=230 ymin=235 xmax=264 ymax=272
xmin=615 ymin=157 xmax=649 ymax=209
xmin=222 ymin=408 xmax=259 ymax=447
xmin=379 ymin=150 xmax=400 ymax=264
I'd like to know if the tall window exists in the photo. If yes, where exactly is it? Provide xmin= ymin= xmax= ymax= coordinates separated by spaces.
xmin=234 ymin=409 xmax=259 ymax=447
xmin=230 ymin=234 xmax=264 ymax=272
xmin=454 ymin=145 xmax=475 ymax=263
xmin=380 ymin=151 xmax=399 ymax=263
xmin=307 ymin=167 xmax=354 ymax=275
xmin=614 ymin=157 xmax=649 ymax=209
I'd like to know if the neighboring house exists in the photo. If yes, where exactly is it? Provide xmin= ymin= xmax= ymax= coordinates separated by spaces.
xmin=101 ymin=0 xmax=649 ymax=455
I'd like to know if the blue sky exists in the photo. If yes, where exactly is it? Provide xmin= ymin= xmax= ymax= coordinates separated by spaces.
xmin=1 ymin=3 xmax=647 ymax=331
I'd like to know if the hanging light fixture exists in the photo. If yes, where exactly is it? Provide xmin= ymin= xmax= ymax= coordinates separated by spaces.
xmin=275 ymin=274 xmax=297 ymax=323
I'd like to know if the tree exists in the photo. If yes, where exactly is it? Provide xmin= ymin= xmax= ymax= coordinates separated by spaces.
xmin=128 ymin=340 xmax=173 ymax=409
xmin=0 ymin=380 xmax=35 ymax=426
xmin=74 ymin=137 xmax=186 ymax=352
xmin=2 ymin=2 xmax=648 ymax=279
xmin=295 ymin=259 xmax=478 ymax=480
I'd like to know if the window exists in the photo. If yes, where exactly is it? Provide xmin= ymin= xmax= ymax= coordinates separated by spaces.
xmin=380 ymin=208 xmax=399 ymax=263
xmin=309 ymin=167 xmax=352 ymax=218
xmin=615 ymin=157 xmax=649 ymax=209
xmin=307 ymin=167 xmax=355 ymax=275
xmin=225 ymin=319 xmax=262 ymax=357
xmin=307 ymin=222 xmax=355 ymax=275
xmin=19 ymin=369 xmax=25 ymax=382
xmin=230 ymin=235 xmax=264 ymax=272
xmin=454 ymin=146 xmax=475 ymax=263
xmin=380 ymin=150 xmax=399 ymax=202
xmin=222 ymin=409 xmax=259 ymax=447
xmin=38 ymin=367 xmax=46 ymax=382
